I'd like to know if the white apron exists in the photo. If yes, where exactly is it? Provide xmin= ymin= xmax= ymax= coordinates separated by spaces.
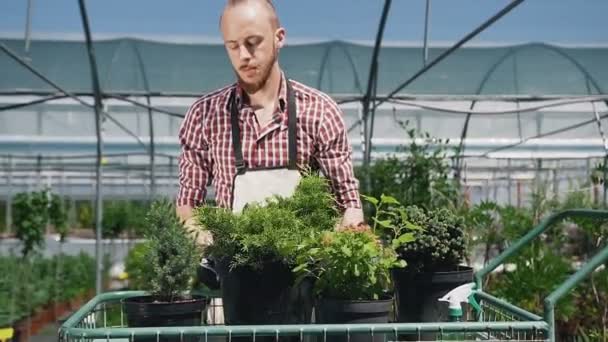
xmin=207 ymin=79 xmax=301 ymax=325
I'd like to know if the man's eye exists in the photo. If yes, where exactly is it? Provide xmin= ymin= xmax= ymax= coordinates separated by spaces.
xmin=246 ymin=37 xmax=262 ymax=47
xmin=227 ymin=43 xmax=239 ymax=50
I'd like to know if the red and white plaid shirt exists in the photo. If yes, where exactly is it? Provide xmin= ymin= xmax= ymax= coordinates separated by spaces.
xmin=176 ymin=72 xmax=362 ymax=211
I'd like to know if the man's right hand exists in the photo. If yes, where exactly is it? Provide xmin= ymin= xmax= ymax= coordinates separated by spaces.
xmin=178 ymin=205 xmax=214 ymax=248
xmin=184 ymin=216 xmax=214 ymax=248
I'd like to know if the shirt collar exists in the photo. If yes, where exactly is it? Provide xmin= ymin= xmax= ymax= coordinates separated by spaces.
xmin=234 ymin=71 xmax=288 ymax=113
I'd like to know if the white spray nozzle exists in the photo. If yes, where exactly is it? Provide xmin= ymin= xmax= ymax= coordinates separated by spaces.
xmin=438 ymin=282 xmax=476 ymax=319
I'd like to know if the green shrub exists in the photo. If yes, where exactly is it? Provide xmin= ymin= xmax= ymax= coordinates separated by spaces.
xmin=197 ymin=175 xmax=340 ymax=271
xmin=12 ymin=190 xmax=49 ymax=257
xmin=143 ymin=200 xmax=200 ymax=301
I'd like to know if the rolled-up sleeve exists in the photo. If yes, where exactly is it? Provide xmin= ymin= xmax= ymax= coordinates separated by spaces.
xmin=315 ymin=98 xmax=362 ymax=211
xmin=176 ymin=100 xmax=212 ymax=207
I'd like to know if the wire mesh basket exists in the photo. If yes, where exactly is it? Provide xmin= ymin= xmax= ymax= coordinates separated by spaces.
xmin=58 ymin=289 xmax=548 ymax=342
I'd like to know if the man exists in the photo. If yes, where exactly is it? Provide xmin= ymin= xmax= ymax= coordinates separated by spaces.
xmin=176 ymin=0 xmax=364 ymax=243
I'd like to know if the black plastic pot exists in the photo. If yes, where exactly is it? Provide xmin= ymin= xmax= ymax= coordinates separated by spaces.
xmin=122 ymin=295 xmax=207 ymax=342
xmin=216 ymin=259 xmax=314 ymax=342
xmin=392 ymin=265 xmax=474 ymax=323
xmin=315 ymin=297 xmax=393 ymax=342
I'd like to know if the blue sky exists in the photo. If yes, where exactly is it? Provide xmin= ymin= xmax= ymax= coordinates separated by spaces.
xmin=0 ymin=0 xmax=607 ymax=45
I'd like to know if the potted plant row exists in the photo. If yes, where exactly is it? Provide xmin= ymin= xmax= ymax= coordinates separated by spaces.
xmin=124 ymin=174 xmax=471 ymax=340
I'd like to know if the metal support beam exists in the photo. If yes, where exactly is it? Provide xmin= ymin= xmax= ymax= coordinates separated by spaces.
xmin=373 ymin=0 xmax=526 ymax=111
xmin=423 ymin=0 xmax=431 ymax=66
xmin=362 ymin=0 xmax=392 ymax=169
xmin=24 ymin=0 xmax=34 ymax=55
xmin=78 ymin=0 xmax=105 ymax=295
xmin=5 ymin=156 xmax=13 ymax=234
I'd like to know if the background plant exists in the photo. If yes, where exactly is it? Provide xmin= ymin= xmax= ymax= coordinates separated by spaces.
xmin=124 ymin=241 xmax=154 ymax=290
xmin=12 ymin=190 xmax=50 ymax=257
xmin=49 ymin=193 xmax=69 ymax=242
xmin=356 ymin=120 xmax=461 ymax=215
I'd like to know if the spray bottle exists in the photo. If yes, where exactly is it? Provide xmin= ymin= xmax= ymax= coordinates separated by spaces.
xmin=438 ymin=282 xmax=482 ymax=322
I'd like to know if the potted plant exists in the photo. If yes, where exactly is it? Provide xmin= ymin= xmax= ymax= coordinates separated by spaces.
xmin=293 ymin=222 xmax=406 ymax=342
xmin=122 ymin=200 xmax=207 ymax=341
xmin=367 ymin=196 xmax=471 ymax=324
xmin=195 ymin=175 xmax=338 ymax=328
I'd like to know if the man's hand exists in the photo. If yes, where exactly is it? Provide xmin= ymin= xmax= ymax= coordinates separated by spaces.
xmin=184 ymin=216 xmax=214 ymax=248
xmin=336 ymin=207 xmax=366 ymax=231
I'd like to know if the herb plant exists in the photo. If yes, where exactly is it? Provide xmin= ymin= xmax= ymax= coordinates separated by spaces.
xmin=294 ymin=228 xmax=405 ymax=300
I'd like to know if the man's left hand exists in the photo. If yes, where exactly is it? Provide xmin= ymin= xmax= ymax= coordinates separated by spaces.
xmin=337 ymin=207 xmax=366 ymax=230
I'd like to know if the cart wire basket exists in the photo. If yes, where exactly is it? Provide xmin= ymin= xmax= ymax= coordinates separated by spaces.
xmin=59 ymin=209 xmax=608 ymax=342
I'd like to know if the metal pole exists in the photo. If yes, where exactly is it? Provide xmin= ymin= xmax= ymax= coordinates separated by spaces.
xmin=5 ymin=156 xmax=13 ymax=234
xmin=507 ymin=159 xmax=513 ymax=206
xmin=24 ymin=0 xmax=34 ymax=55
xmin=362 ymin=0 xmax=392 ymax=168
xmin=422 ymin=0 xmax=431 ymax=66
xmin=78 ymin=0 xmax=105 ymax=295
xmin=146 ymin=95 xmax=156 ymax=199
xmin=602 ymin=155 xmax=608 ymax=209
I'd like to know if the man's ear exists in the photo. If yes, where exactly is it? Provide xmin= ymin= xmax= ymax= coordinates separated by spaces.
xmin=275 ymin=27 xmax=286 ymax=49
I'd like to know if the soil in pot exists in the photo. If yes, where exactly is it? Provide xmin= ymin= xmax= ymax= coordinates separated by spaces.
xmin=315 ymin=297 xmax=393 ymax=342
xmin=122 ymin=295 xmax=207 ymax=342
xmin=392 ymin=265 xmax=473 ymax=340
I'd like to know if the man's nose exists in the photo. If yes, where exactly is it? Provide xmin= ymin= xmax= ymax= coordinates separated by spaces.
xmin=239 ymin=44 xmax=252 ymax=60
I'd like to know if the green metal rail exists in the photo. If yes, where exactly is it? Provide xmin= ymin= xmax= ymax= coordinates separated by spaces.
xmin=474 ymin=209 xmax=608 ymax=342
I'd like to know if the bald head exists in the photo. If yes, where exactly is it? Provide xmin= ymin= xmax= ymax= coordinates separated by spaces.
xmin=220 ymin=0 xmax=286 ymax=94
xmin=220 ymin=0 xmax=280 ymax=30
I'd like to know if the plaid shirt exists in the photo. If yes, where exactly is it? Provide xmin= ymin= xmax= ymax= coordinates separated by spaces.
xmin=176 ymin=73 xmax=362 ymax=211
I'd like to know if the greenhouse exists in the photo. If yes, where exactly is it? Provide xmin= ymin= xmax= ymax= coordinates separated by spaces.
xmin=0 ymin=1 xmax=607 ymax=341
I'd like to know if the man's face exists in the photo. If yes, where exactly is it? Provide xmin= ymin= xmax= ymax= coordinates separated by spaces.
xmin=221 ymin=3 xmax=284 ymax=93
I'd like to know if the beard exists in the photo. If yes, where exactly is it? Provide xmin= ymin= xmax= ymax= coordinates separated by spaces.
xmin=236 ymin=44 xmax=278 ymax=94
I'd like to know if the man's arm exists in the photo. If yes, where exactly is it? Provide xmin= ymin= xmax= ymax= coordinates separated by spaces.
xmin=315 ymin=98 xmax=364 ymax=228
xmin=176 ymin=100 xmax=214 ymax=245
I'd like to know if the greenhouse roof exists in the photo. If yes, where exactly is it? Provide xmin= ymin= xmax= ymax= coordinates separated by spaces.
xmin=1 ymin=38 xmax=607 ymax=96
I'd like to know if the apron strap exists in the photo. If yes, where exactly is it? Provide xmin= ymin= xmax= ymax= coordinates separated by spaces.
xmin=230 ymin=78 xmax=298 ymax=174
xmin=286 ymin=80 xmax=297 ymax=170
xmin=230 ymin=91 xmax=246 ymax=174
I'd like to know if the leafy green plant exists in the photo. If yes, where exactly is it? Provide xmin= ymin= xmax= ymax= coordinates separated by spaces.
xmin=356 ymin=120 xmax=461 ymax=214
xmin=0 ymin=253 xmax=97 ymax=326
xmin=488 ymin=246 xmax=577 ymax=329
xmin=76 ymin=201 xmax=93 ymax=229
xmin=49 ymin=193 xmax=69 ymax=242
xmin=361 ymin=193 xmax=420 ymax=251
xmin=124 ymin=242 xmax=154 ymax=290
xmin=196 ymin=174 xmax=340 ymax=271
xmin=0 ymin=200 xmax=6 ymax=234
xmin=294 ymin=228 xmax=404 ymax=300
xmin=396 ymin=206 xmax=468 ymax=273
xmin=12 ymin=190 xmax=50 ymax=257
xmin=102 ymin=200 xmax=131 ymax=239
xmin=142 ymin=200 xmax=200 ymax=302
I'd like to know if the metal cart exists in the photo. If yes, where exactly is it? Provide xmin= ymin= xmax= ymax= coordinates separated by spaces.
xmin=58 ymin=209 xmax=608 ymax=342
